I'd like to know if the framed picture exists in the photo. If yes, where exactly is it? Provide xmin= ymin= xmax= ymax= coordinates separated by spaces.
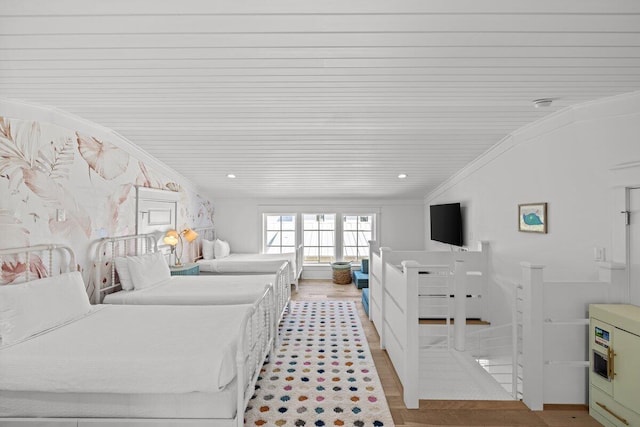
xmin=518 ymin=202 xmax=547 ymax=233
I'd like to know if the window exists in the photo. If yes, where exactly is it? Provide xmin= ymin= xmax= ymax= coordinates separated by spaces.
xmin=263 ymin=214 xmax=296 ymax=254
xmin=261 ymin=209 xmax=377 ymax=265
xmin=342 ymin=215 xmax=373 ymax=262
xmin=303 ymin=213 xmax=336 ymax=263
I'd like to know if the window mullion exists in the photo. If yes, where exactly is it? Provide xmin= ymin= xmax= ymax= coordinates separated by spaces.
xmin=336 ymin=213 xmax=343 ymax=262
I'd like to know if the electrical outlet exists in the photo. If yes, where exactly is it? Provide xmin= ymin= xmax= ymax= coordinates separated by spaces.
xmin=56 ymin=209 xmax=66 ymax=222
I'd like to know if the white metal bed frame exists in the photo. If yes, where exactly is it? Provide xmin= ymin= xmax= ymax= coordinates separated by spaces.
xmin=1 ymin=244 xmax=273 ymax=427
xmin=93 ymin=233 xmax=158 ymax=304
xmin=0 ymin=244 xmax=77 ymax=283
xmin=194 ymin=226 xmax=303 ymax=290
xmin=273 ymin=261 xmax=291 ymax=327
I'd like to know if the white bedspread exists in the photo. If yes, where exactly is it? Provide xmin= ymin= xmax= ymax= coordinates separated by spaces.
xmin=103 ymin=275 xmax=274 ymax=305
xmin=0 ymin=304 xmax=250 ymax=394
xmin=197 ymin=253 xmax=295 ymax=279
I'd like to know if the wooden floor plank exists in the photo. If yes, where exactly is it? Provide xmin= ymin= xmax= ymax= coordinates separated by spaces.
xmin=292 ymin=279 xmax=602 ymax=427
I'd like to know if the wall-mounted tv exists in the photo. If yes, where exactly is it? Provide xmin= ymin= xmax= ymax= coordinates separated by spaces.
xmin=430 ymin=202 xmax=463 ymax=247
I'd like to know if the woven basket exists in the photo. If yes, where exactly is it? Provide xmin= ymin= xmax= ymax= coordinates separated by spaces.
xmin=331 ymin=262 xmax=352 ymax=285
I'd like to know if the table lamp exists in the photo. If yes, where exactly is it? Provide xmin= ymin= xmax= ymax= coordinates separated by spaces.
xmin=163 ymin=228 xmax=198 ymax=267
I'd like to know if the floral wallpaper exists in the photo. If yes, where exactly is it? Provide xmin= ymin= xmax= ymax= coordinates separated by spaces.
xmin=0 ymin=116 xmax=214 ymax=289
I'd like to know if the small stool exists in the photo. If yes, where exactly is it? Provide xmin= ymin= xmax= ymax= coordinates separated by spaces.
xmin=352 ymin=270 xmax=369 ymax=289
xmin=362 ymin=288 xmax=370 ymax=316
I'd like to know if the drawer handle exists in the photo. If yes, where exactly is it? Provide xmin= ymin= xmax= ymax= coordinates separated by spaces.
xmin=607 ymin=347 xmax=617 ymax=379
xmin=596 ymin=402 xmax=629 ymax=425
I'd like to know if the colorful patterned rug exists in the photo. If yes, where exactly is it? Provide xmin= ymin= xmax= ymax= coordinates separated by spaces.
xmin=245 ymin=300 xmax=394 ymax=427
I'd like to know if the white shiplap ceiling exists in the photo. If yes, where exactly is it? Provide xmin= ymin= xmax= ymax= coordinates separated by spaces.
xmin=2 ymin=0 xmax=640 ymax=199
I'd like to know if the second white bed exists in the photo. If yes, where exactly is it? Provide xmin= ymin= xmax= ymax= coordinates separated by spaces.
xmin=103 ymin=274 xmax=276 ymax=306
xmin=97 ymin=235 xmax=292 ymax=326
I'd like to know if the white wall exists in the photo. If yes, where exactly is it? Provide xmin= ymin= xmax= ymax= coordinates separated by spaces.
xmin=425 ymin=91 xmax=640 ymax=324
xmin=213 ymin=197 xmax=425 ymax=278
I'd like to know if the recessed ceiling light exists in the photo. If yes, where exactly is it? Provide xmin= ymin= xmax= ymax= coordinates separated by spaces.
xmin=532 ymin=98 xmax=553 ymax=108
xmin=226 ymin=173 xmax=236 ymax=179
xmin=398 ymin=173 xmax=408 ymax=179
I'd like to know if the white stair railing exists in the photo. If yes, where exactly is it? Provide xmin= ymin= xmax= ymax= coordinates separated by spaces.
xmin=519 ymin=262 xmax=625 ymax=409
xmin=417 ymin=260 xmax=468 ymax=351
xmin=514 ymin=284 xmax=524 ymax=400
xmin=521 ymin=262 xmax=545 ymax=411
xmin=465 ymin=279 xmax=523 ymax=400
xmin=453 ymin=260 xmax=467 ymax=351
xmin=370 ymin=242 xmax=491 ymax=408
xmin=417 ymin=265 xmax=453 ymax=350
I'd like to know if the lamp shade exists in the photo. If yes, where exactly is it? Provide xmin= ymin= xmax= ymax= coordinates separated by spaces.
xmin=183 ymin=228 xmax=198 ymax=243
xmin=163 ymin=230 xmax=179 ymax=246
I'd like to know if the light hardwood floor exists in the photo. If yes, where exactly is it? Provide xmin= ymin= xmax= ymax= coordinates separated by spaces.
xmin=292 ymin=279 xmax=603 ymax=427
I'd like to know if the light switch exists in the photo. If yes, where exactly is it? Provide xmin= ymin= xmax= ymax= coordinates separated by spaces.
xmin=56 ymin=209 xmax=66 ymax=222
xmin=593 ymin=247 xmax=605 ymax=262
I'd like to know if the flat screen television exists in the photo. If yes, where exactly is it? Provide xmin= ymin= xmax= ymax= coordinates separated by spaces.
xmin=430 ymin=202 xmax=463 ymax=247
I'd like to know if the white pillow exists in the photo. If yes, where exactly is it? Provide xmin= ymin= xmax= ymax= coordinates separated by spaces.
xmin=214 ymin=239 xmax=231 ymax=258
xmin=222 ymin=240 xmax=231 ymax=257
xmin=126 ymin=252 xmax=171 ymax=290
xmin=213 ymin=239 xmax=225 ymax=258
xmin=202 ymin=239 xmax=215 ymax=260
xmin=114 ymin=257 xmax=134 ymax=291
xmin=0 ymin=271 xmax=91 ymax=346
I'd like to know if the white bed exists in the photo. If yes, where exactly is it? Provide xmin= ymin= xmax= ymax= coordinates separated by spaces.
xmin=103 ymin=274 xmax=276 ymax=305
xmin=0 ymin=245 xmax=272 ymax=427
xmin=197 ymin=252 xmax=295 ymax=275
xmin=95 ymin=234 xmax=290 ymax=332
xmin=194 ymin=227 xmax=303 ymax=290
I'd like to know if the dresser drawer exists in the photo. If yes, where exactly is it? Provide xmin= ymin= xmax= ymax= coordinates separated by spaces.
xmin=590 ymin=385 xmax=640 ymax=427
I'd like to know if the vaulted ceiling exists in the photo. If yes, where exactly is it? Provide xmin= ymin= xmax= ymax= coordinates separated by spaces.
xmin=2 ymin=0 xmax=640 ymax=199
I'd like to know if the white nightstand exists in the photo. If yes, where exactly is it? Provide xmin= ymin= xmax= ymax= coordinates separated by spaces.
xmin=169 ymin=263 xmax=200 ymax=276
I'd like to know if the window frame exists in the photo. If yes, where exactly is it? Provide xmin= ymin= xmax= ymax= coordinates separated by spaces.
xmin=262 ymin=213 xmax=297 ymax=254
xmin=302 ymin=212 xmax=337 ymax=264
xmin=341 ymin=213 xmax=375 ymax=263
xmin=259 ymin=206 xmax=379 ymax=266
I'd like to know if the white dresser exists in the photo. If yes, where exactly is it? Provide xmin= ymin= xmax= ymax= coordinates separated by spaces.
xmin=589 ymin=304 xmax=640 ymax=427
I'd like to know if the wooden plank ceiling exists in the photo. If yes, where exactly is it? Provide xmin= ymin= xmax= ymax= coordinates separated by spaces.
xmin=1 ymin=0 xmax=640 ymax=199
